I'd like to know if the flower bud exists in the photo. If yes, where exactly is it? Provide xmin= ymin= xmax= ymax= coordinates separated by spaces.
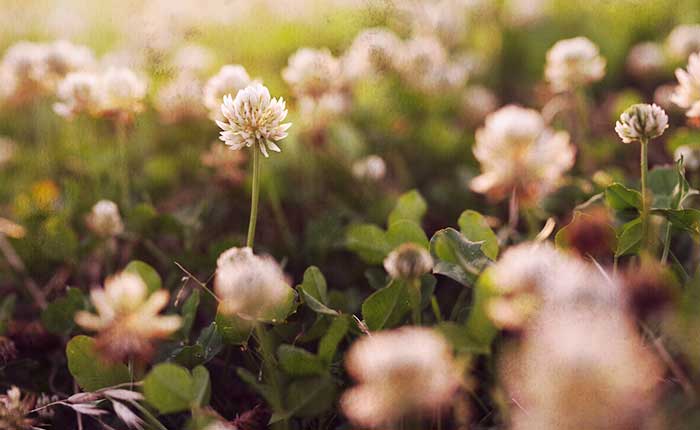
xmin=615 ymin=103 xmax=668 ymax=143
xmin=383 ymin=242 xmax=433 ymax=280
xmin=85 ymin=200 xmax=124 ymax=238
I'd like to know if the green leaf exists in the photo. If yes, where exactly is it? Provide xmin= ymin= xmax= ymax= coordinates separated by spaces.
xmin=430 ymin=228 xmax=491 ymax=286
xmin=171 ymin=345 xmax=205 ymax=368
xmin=346 ymin=223 xmax=391 ymax=264
xmin=143 ymin=363 xmax=194 ymax=414
xmin=179 ymin=290 xmax=200 ymax=339
xmin=615 ymin=218 xmax=643 ymax=257
xmin=277 ymin=345 xmax=326 ymax=376
xmin=191 ymin=365 xmax=211 ymax=407
xmin=388 ymin=189 xmax=427 ymax=226
xmin=215 ymin=312 xmax=253 ymax=345
xmin=66 ymin=336 xmax=130 ymax=391
xmin=300 ymin=266 xmax=328 ymax=304
xmin=458 ymin=210 xmax=499 ymax=260
xmin=124 ymin=261 xmax=162 ymax=294
xmin=437 ymin=321 xmax=491 ymax=355
xmin=386 ymin=220 xmax=429 ymax=249
xmin=299 ymin=289 xmax=339 ymax=316
xmin=196 ymin=322 xmax=223 ymax=363
xmin=648 ymin=166 xmax=678 ymax=209
xmin=605 ymin=183 xmax=642 ymax=211
xmin=41 ymin=288 xmax=87 ymax=335
xmin=276 ymin=376 xmax=335 ymax=421
xmin=317 ymin=315 xmax=349 ymax=364
xmin=463 ymin=271 xmax=499 ymax=352
xmin=653 ymin=209 xmax=700 ymax=235
xmin=361 ymin=280 xmax=411 ymax=330
xmin=236 ymin=368 xmax=279 ymax=408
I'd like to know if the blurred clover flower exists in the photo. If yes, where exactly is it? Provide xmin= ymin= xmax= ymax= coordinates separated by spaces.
xmin=341 ymin=327 xmax=462 ymax=428
xmin=204 ymin=64 xmax=254 ymax=120
xmin=501 ymin=305 xmax=662 ymax=430
xmin=626 ymin=42 xmax=666 ymax=80
xmin=155 ymin=73 xmax=207 ymax=124
xmin=545 ymin=37 xmax=606 ymax=92
xmin=396 ymin=36 xmax=468 ymax=93
xmin=351 ymin=154 xmax=387 ymax=181
xmin=85 ymin=199 xmax=124 ymax=238
xmin=201 ymin=141 xmax=247 ymax=185
xmin=671 ymin=53 xmax=700 ymax=118
xmin=283 ymin=47 xmax=350 ymax=130
xmin=396 ymin=0 xmax=470 ymax=48
xmin=470 ymin=105 xmax=575 ymax=205
xmin=383 ymin=242 xmax=433 ymax=281
xmin=170 ymin=43 xmax=214 ymax=77
xmin=53 ymin=71 xmax=101 ymax=118
xmin=0 ymin=386 xmax=36 ymax=430
xmin=75 ymin=272 xmax=182 ymax=363
xmin=615 ymin=103 xmax=669 ymax=143
xmin=666 ymin=24 xmax=700 ymax=60
xmin=460 ymin=84 xmax=499 ymax=126
xmin=97 ymin=67 xmax=147 ymax=119
xmin=216 ymin=83 xmax=291 ymax=158
xmin=41 ymin=39 xmax=95 ymax=90
xmin=342 ymin=27 xmax=402 ymax=82
xmin=214 ymin=247 xmax=295 ymax=322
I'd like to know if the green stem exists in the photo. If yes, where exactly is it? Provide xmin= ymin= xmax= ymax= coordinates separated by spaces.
xmin=661 ymin=221 xmax=672 ymax=265
xmin=116 ymin=121 xmax=130 ymax=209
xmin=640 ymin=138 xmax=650 ymax=251
xmin=409 ymin=278 xmax=422 ymax=325
xmin=247 ymin=148 xmax=262 ymax=249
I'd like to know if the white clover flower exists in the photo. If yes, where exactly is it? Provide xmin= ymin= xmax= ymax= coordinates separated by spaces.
xmin=675 ymin=145 xmax=700 ymax=170
xmin=395 ymin=36 xmax=451 ymax=92
xmin=471 ymin=105 xmax=575 ymax=204
xmin=397 ymin=0 xmax=470 ymax=47
xmin=0 ymin=40 xmax=48 ymax=104
xmin=203 ymin=65 xmax=253 ymax=120
xmin=214 ymin=247 xmax=295 ymax=322
xmin=41 ymin=39 xmax=95 ymax=90
xmin=501 ymin=306 xmax=662 ymax=430
xmin=0 ymin=385 xmax=37 ymax=430
xmin=283 ymin=47 xmax=347 ymax=100
xmin=461 ymin=84 xmax=499 ymax=125
xmin=85 ymin=199 xmax=124 ymax=238
xmin=352 ymin=154 xmax=387 ymax=181
xmin=341 ymin=327 xmax=461 ymax=428
xmin=75 ymin=272 xmax=182 ymax=362
xmin=342 ymin=27 xmax=402 ymax=81
xmin=53 ymin=71 xmax=101 ymax=118
xmin=155 ymin=73 xmax=206 ymax=124
xmin=297 ymin=92 xmax=350 ymax=131
xmin=504 ymin=0 xmax=548 ymax=26
xmin=671 ymin=53 xmax=700 ymax=118
xmin=545 ymin=37 xmax=606 ymax=92
xmin=654 ymin=83 xmax=678 ymax=111
xmin=216 ymin=83 xmax=291 ymax=157
xmin=615 ymin=103 xmax=669 ymax=143
xmin=97 ymin=67 xmax=147 ymax=117
xmin=383 ymin=243 xmax=433 ymax=280
xmin=626 ymin=42 xmax=666 ymax=79
xmin=666 ymin=24 xmax=700 ymax=60
xmin=171 ymin=43 xmax=214 ymax=76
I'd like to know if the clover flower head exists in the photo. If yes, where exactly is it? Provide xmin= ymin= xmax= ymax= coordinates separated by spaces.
xmin=398 ymin=0 xmax=469 ymax=47
xmin=341 ymin=327 xmax=461 ymax=428
xmin=396 ymin=36 xmax=456 ymax=92
xmin=0 ymin=41 xmax=48 ymax=104
xmin=615 ymin=103 xmax=668 ymax=143
xmin=42 ymin=39 xmax=95 ymax=89
xmin=203 ymin=64 xmax=253 ymax=120
xmin=461 ymin=85 xmax=499 ymax=125
xmin=545 ymin=36 xmax=606 ymax=92
xmin=171 ymin=43 xmax=214 ymax=76
xmin=53 ymin=71 xmax=101 ymax=118
xmin=0 ymin=386 xmax=37 ymax=430
xmin=97 ymin=66 xmax=147 ymax=117
xmin=471 ymin=105 xmax=575 ymax=204
xmin=671 ymin=52 xmax=700 ymax=118
xmin=626 ymin=42 xmax=666 ymax=79
xmin=201 ymin=141 xmax=247 ymax=185
xmin=501 ymin=305 xmax=662 ymax=430
xmin=667 ymin=24 xmax=700 ymax=60
xmin=216 ymin=83 xmax=291 ymax=157
xmin=282 ymin=47 xmax=345 ymax=99
xmin=342 ymin=27 xmax=402 ymax=81
xmin=383 ymin=242 xmax=433 ymax=280
xmin=75 ymin=272 xmax=182 ymax=362
xmin=85 ymin=199 xmax=124 ymax=238
xmin=155 ymin=73 xmax=206 ymax=124
xmin=214 ymin=247 xmax=295 ymax=322
xmin=352 ymin=155 xmax=387 ymax=181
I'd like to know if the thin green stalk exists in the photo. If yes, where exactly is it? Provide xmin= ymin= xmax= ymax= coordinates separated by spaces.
xmin=116 ymin=120 xmax=130 ymax=209
xmin=640 ymin=138 xmax=650 ymax=251
xmin=661 ymin=221 xmax=672 ymax=265
xmin=409 ymin=278 xmax=422 ymax=325
xmin=247 ymin=148 xmax=262 ymax=248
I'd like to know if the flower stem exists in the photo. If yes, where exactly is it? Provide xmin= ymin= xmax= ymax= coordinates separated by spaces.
xmin=116 ymin=120 xmax=130 ymax=209
xmin=409 ymin=278 xmax=422 ymax=325
xmin=661 ymin=221 xmax=672 ymax=265
xmin=640 ymin=138 xmax=650 ymax=251
xmin=247 ymin=148 xmax=262 ymax=249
